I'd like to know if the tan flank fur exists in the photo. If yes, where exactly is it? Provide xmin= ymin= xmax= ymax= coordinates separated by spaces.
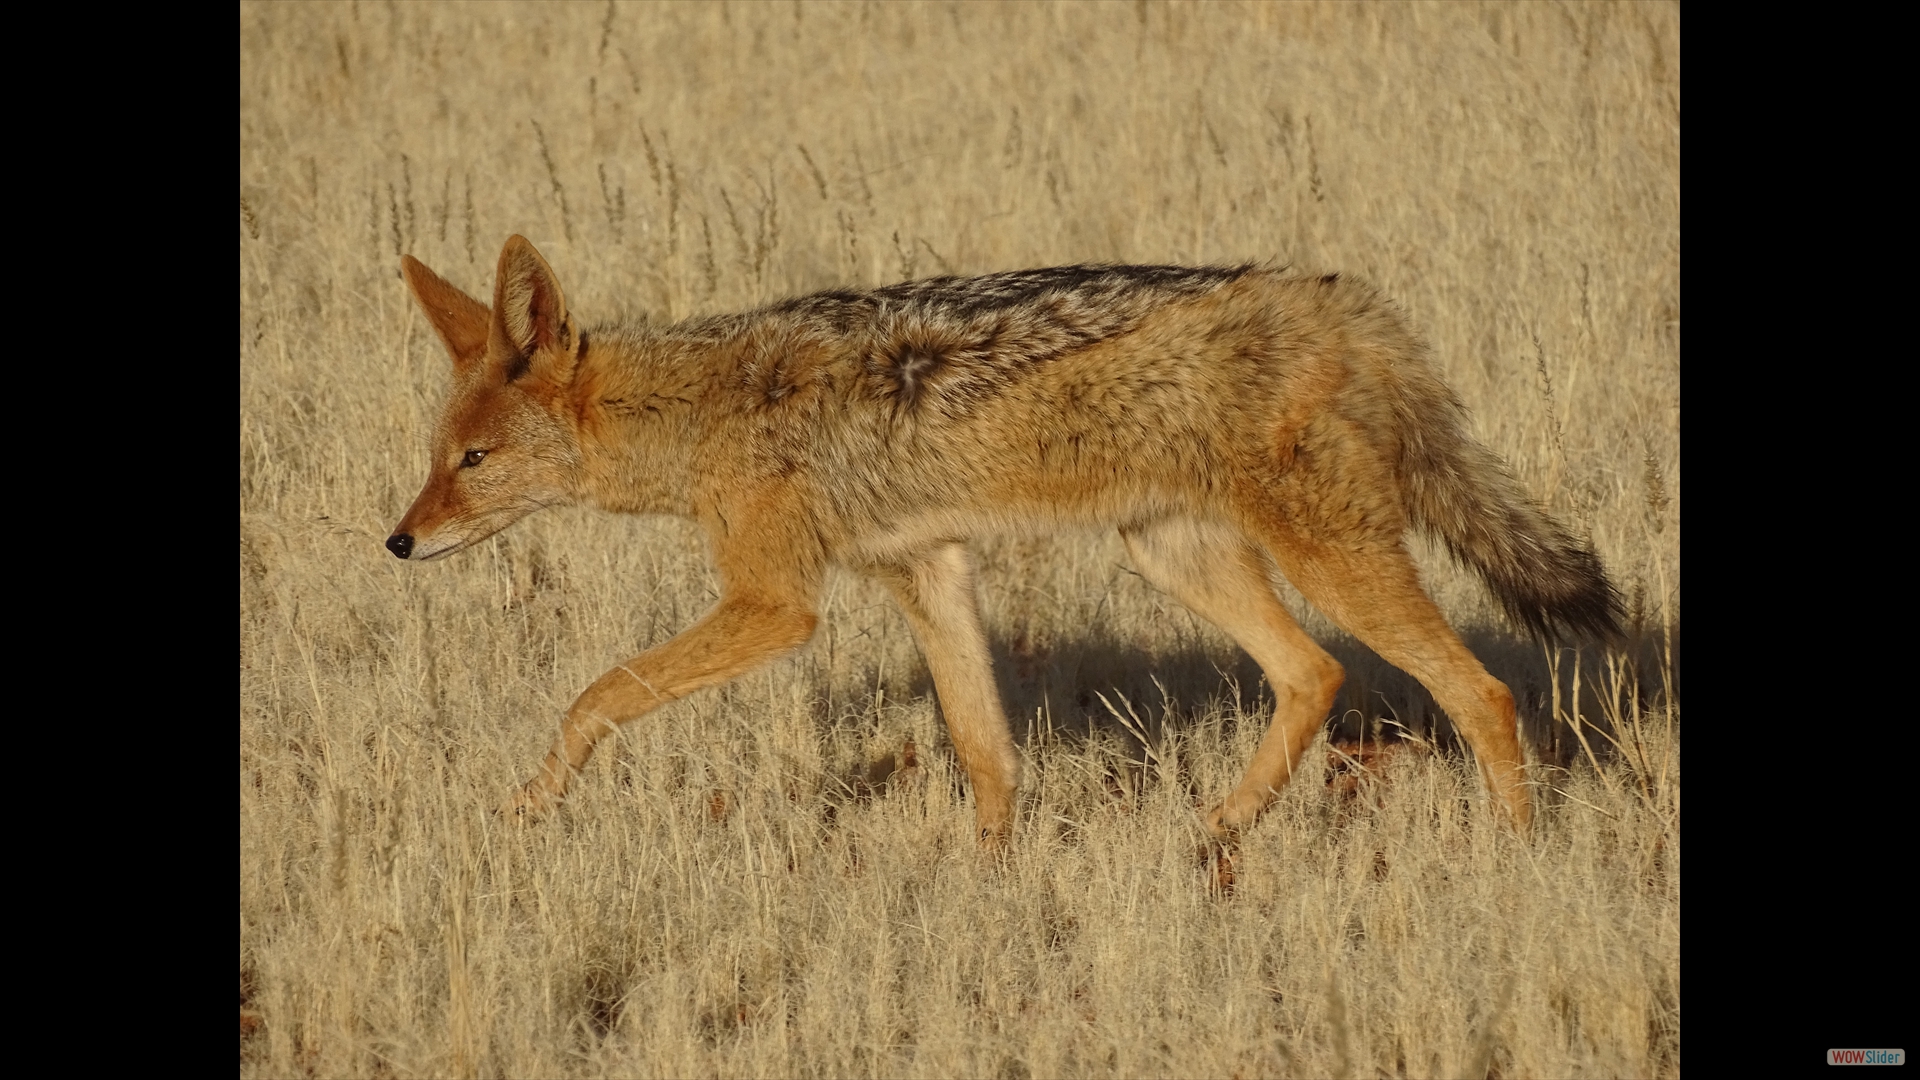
xmin=388 ymin=236 xmax=1621 ymax=843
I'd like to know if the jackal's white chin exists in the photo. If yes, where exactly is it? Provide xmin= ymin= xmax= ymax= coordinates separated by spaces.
xmin=411 ymin=535 xmax=473 ymax=561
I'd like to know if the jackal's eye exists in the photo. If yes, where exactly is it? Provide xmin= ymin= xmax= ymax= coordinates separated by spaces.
xmin=461 ymin=449 xmax=487 ymax=468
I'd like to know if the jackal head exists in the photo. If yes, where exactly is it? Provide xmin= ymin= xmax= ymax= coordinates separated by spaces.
xmin=386 ymin=236 xmax=585 ymax=561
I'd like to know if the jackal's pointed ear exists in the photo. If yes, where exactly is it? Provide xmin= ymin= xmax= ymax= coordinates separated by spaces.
xmin=487 ymin=235 xmax=581 ymax=384
xmin=401 ymin=255 xmax=492 ymax=373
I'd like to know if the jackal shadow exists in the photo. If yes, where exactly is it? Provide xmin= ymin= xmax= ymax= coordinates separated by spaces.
xmin=889 ymin=619 xmax=1679 ymax=775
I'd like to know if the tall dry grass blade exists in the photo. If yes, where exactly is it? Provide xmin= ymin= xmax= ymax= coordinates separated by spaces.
xmin=1461 ymin=973 xmax=1515 ymax=1080
xmin=532 ymin=120 xmax=574 ymax=243
xmin=1550 ymin=644 xmax=1617 ymax=798
xmin=1094 ymin=689 xmax=1161 ymax=770
xmin=1325 ymin=971 xmax=1354 ymax=1080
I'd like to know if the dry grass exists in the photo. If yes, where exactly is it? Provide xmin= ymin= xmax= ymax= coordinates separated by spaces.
xmin=239 ymin=3 xmax=1679 ymax=1076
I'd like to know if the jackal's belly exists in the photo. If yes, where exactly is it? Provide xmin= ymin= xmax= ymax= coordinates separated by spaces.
xmin=840 ymin=464 xmax=1211 ymax=567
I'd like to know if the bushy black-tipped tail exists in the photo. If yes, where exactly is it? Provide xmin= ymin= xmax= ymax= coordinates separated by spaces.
xmin=1395 ymin=380 xmax=1624 ymax=644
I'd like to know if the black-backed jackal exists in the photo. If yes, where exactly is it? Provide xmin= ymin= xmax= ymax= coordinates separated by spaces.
xmin=388 ymin=236 xmax=1619 ymax=844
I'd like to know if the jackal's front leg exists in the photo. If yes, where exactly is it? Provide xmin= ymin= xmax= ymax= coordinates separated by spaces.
xmin=874 ymin=544 xmax=1022 ymax=845
xmin=504 ymin=592 xmax=818 ymax=818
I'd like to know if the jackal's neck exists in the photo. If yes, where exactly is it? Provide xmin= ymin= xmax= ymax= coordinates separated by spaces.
xmin=568 ymin=322 xmax=733 ymax=518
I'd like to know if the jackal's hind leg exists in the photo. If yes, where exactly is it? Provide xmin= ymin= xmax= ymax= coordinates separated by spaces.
xmin=873 ymin=544 xmax=1021 ymax=845
xmin=1120 ymin=518 xmax=1346 ymax=842
xmin=504 ymin=592 xmax=818 ymax=819
xmin=1256 ymin=526 xmax=1532 ymax=828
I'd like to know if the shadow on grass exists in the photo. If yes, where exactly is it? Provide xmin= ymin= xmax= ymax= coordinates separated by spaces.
xmin=887 ymin=618 xmax=1680 ymax=774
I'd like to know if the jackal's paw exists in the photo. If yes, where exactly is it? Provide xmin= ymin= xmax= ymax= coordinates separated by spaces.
xmin=976 ymin=821 xmax=1013 ymax=852
xmin=1197 ymin=838 xmax=1239 ymax=896
xmin=1201 ymin=803 xmax=1245 ymax=845
xmin=498 ymin=782 xmax=561 ymax=821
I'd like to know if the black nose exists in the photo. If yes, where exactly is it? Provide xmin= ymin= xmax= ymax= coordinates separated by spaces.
xmin=386 ymin=533 xmax=414 ymax=559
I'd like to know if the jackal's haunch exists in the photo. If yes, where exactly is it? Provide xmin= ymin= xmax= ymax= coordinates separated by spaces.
xmin=388 ymin=236 xmax=1619 ymax=842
